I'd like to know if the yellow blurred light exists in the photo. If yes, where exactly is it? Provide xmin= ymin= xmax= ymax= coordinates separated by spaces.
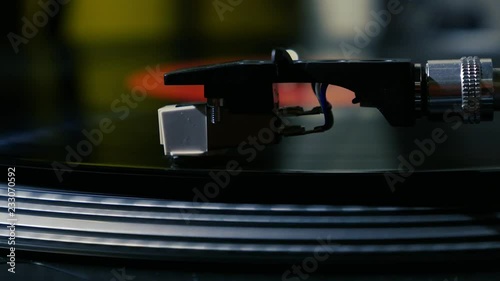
xmin=62 ymin=0 xmax=177 ymax=43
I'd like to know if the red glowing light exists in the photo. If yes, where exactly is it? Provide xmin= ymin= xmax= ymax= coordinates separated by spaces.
xmin=127 ymin=58 xmax=355 ymax=108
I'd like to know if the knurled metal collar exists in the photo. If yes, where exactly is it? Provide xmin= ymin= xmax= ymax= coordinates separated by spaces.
xmin=461 ymin=56 xmax=482 ymax=124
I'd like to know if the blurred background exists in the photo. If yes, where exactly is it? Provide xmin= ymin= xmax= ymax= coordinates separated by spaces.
xmin=1 ymin=0 xmax=500 ymax=173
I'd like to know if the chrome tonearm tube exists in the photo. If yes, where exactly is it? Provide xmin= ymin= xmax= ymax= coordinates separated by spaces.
xmin=420 ymin=56 xmax=499 ymax=123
